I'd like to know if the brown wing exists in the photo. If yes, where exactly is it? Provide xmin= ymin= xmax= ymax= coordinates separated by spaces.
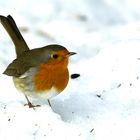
xmin=3 ymin=47 xmax=51 ymax=77
xmin=3 ymin=59 xmax=31 ymax=77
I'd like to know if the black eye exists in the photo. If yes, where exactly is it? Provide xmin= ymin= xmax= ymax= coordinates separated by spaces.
xmin=53 ymin=54 xmax=58 ymax=59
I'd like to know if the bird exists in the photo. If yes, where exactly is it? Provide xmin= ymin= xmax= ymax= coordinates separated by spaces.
xmin=0 ymin=15 xmax=76 ymax=108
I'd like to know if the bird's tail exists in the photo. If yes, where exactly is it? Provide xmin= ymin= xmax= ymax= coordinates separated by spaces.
xmin=0 ymin=15 xmax=29 ymax=57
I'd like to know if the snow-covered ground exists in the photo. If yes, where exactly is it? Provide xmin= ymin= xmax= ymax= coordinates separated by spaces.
xmin=1 ymin=0 xmax=140 ymax=140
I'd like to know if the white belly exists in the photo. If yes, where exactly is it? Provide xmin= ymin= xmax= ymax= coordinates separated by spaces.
xmin=26 ymin=87 xmax=59 ymax=99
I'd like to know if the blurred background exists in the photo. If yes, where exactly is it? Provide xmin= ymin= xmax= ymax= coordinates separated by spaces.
xmin=1 ymin=0 xmax=140 ymax=69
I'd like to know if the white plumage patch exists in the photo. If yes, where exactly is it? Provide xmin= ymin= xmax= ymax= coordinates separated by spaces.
xmin=29 ymin=87 xmax=59 ymax=99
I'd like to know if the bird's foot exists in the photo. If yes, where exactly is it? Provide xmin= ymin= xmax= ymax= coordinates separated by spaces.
xmin=24 ymin=102 xmax=41 ymax=108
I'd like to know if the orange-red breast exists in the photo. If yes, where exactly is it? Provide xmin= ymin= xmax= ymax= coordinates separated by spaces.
xmin=0 ymin=15 xmax=76 ymax=108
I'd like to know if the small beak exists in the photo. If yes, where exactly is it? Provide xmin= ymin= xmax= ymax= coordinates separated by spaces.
xmin=68 ymin=52 xmax=77 ymax=56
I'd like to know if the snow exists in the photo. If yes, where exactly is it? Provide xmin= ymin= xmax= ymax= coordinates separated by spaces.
xmin=1 ymin=0 xmax=140 ymax=140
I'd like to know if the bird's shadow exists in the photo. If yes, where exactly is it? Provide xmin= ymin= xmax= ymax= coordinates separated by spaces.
xmin=52 ymin=92 xmax=103 ymax=122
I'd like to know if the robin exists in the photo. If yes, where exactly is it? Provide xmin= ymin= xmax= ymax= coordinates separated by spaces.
xmin=0 ymin=15 xmax=76 ymax=108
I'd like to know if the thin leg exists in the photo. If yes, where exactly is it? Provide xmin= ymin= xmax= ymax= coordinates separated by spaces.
xmin=48 ymin=99 xmax=52 ymax=107
xmin=24 ymin=95 xmax=40 ymax=108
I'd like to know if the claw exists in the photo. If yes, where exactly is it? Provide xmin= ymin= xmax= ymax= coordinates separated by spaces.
xmin=24 ymin=102 xmax=41 ymax=108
